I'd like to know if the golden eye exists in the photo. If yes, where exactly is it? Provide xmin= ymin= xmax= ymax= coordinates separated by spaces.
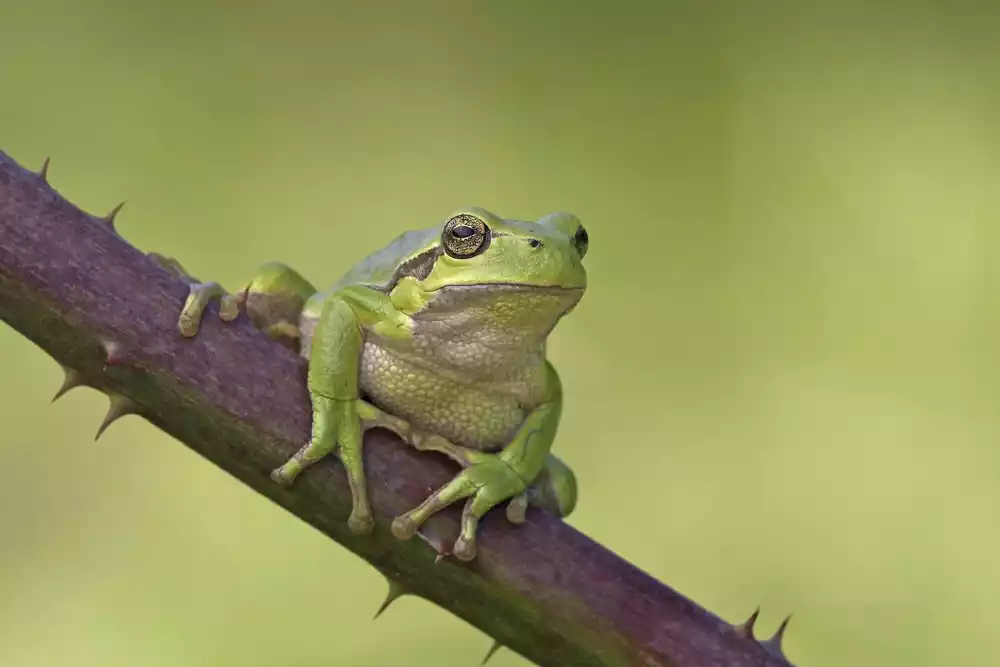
xmin=442 ymin=213 xmax=490 ymax=258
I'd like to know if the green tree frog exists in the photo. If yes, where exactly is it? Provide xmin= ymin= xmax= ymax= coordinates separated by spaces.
xmin=168 ymin=207 xmax=587 ymax=561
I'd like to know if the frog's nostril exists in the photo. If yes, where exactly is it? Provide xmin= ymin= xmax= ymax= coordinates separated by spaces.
xmin=527 ymin=238 xmax=542 ymax=248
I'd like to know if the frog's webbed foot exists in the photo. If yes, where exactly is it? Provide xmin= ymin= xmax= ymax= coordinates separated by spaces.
xmin=406 ymin=431 xmax=531 ymax=526
xmin=390 ymin=453 xmax=528 ymax=561
xmin=353 ymin=401 xmax=531 ymax=555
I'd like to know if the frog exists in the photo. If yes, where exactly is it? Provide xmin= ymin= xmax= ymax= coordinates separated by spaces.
xmin=159 ymin=206 xmax=587 ymax=561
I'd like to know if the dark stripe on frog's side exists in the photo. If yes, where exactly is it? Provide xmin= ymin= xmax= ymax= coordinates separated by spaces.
xmin=383 ymin=246 xmax=443 ymax=292
xmin=379 ymin=232 xmax=519 ymax=292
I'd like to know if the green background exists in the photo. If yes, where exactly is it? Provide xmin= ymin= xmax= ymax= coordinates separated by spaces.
xmin=1 ymin=2 xmax=997 ymax=666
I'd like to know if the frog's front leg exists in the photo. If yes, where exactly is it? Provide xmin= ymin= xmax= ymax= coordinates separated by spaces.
xmin=391 ymin=362 xmax=564 ymax=561
xmin=270 ymin=286 xmax=410 ymax=534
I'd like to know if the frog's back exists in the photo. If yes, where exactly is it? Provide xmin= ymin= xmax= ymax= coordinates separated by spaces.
xmin=299 ymin=226 xmax=438 ymax=347
xmin=329 ymin=227 xmax=440 ymax=292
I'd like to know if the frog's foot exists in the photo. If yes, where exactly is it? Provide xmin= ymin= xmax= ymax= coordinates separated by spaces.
xmin=307 ymin=399 xmax=537 ymax=546
xmin=390 ymin=455 xmax=527 ymax=561
xmin=147 ymin=253 xmax=245 ymax=335
xmin=405 ymin=432 xmax=531 ymax=524
xmin=270 ymin=396 xmax=374 ymax=535
xmin=363 ymin=417 xmax=530 ymax=539
xmin=178 ymin=282 xmax=244 ymax=337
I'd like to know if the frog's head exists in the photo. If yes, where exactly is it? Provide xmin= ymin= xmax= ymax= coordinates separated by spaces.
xmin=390 ymin=206 xmax=588 ymax=340
xmin=418 ymin=206 xmax=588 ymax=292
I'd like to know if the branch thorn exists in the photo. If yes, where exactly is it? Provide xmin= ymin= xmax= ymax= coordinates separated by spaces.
xmin=104 ymin=201 xmax=126 ymax=231
xmin=760 ymin=614 xmax=792 ymax=659
xmin=95 ymin=393 xmax=140 ymax=440
xmin=373 ymin=579 xmax=408 ymax=620
xmin=481 ymin=639 xmax=503 ymax=665
xmin=52 ymin=364 xmax=87 ymax=402
xmin=733 ymin=606 xmax=760 ymax=640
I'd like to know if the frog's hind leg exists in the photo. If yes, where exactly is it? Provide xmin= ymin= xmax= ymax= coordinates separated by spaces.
xmin=241 ymin=263 xmax=318 ymax=351
xmin=150 ymin=254 xmax=316 ymax=350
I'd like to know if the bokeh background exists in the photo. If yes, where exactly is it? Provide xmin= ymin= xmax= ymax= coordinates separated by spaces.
xmin=1 ymin=1 xmax=997 ymax=666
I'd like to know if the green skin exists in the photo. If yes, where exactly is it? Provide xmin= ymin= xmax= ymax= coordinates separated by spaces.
xmin=169 ymin=207 xmax=587 ymax=561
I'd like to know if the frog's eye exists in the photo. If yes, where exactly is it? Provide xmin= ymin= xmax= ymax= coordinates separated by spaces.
xmin=572 ymin=225 xmax=589 ymax=258
xmin=442 ymin=213 xmax=491 ymax=259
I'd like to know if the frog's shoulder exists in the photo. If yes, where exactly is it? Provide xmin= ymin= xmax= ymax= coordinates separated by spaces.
xmin=329 ymin=226 xmax=441 ymax=292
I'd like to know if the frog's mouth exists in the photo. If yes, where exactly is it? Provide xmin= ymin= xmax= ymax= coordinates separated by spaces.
xmin=428 ymin=282 xmax=586 ymax=294
xmin=429 ymin=283 xmax=586 ymax=303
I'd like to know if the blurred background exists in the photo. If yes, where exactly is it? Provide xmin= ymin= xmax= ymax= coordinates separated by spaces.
xmin=1 ymin=1 xmax=997 ymax=665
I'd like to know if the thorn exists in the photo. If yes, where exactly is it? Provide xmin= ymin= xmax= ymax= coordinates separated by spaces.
xmin=95 ymin=393 xmax=140 ymax=440
xmin=52 ymin=364 xmax=86 ymax=402
xmin=733 ymin=606 xmax=760 ymax=640
xmin=104 ymin=201 xmax=126 ymax=231
xmin=481 ymin=640 xmax=503 ymax=665
xmin=38 ymin=157 xmax=50 ymax=183
xmin=373 ymin=579 xmax=408 ymax=620
xmin=761 ymin=614 xmax=792 ymax=658
xmin=102 ymin=340 xmax=125 ymax=368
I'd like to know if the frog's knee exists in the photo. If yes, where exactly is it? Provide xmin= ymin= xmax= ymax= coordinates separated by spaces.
xmin=243 ymin=263 xmax=317 ymax=345
xmin=532 ymin=454 xmax=577 ymax=518
xmin=249 ymin=263 xmax=316 ymax=297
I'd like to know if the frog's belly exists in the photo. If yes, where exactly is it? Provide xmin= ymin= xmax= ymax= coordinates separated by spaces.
xmin=359 ymin=342 xmax=524 ymax=451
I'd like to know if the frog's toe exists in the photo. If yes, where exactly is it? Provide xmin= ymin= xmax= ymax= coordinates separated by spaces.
xmin=270 ymin=462 xmax=300 ymax=487
xmin=178 ymin=281 xmax=238 ymax=337
xmin=177 ymin=312 xmax=201 ymax=338
xmin=505 ymin=492 xmax=529 ymax=524
xmin=348 ymin=509 xmax=375 ymax=535
xmin=219 ymin=292 xmax=243 ymax=322
xmin=453 ymin=495 xmax=495 ymax=561
xmin=452 ymin=534 xmax=477 ymax=562
xmin=391 ymin=514 xmax=420 ymax=541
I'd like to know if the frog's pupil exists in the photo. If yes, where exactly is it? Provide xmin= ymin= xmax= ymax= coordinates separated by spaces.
xmin=452 ymin=225 xmax=475 ymax=239
xmin=575 ymin=228 xmax=588 ymax=246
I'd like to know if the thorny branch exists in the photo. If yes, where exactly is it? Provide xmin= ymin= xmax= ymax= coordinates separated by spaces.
xmin=0 ymin=150 xmax=797 ymax=667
